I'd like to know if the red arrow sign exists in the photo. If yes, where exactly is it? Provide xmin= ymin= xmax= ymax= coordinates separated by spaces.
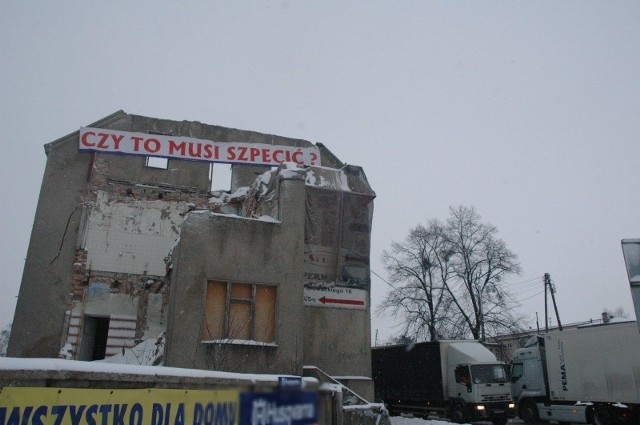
xmin=319 ymin=296 xmax=365 ymax=306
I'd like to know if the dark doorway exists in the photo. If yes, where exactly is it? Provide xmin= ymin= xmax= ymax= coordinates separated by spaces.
xmin=79 ymin=316 xmax=110 ymax=360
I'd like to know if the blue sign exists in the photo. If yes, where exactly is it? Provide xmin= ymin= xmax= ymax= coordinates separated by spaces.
xmin=278 ymin=376 xmax=303 ymax=391
xmin=240 ymin=391 xmax=318 ymax=425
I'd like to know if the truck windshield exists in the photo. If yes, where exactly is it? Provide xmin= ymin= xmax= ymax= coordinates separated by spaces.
xmin=510 ymin=362 xmax=523 ymax=382
xmin=470 ymin=364 xmax=508 ymax=384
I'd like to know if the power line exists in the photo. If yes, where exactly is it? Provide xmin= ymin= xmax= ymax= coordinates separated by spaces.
xmin=370 ymin=269 xmax=397 ymax=289
xmin=514 ymin=290 xmax=545 ymax=304
xmin=507 ymin=275 xmax=544 ymax=289
xmin=372 ymin=271 xmax=544 ymax=293
xmin=510 ymin=276 xmax=542 ymax=285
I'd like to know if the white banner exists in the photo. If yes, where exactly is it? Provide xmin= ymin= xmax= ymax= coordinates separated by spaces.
xmin=79 ymin=127 xmax=320 ymax=166
xmin=303 ymin=287 xmax=367 ymax=310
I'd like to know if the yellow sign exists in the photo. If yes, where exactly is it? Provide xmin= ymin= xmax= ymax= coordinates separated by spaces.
xmin=0 ymin=387 xmax=239 ymax=425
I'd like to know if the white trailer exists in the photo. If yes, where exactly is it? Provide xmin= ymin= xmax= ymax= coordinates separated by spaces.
xmin=510 ymin=320 xmax=640 ymax=425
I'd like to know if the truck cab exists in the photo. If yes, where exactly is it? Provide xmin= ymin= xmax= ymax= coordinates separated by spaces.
xmin=451 ymin=363 xmax=511 ymax=394
xmin=510 ymin=335 xmax=590 ymax=424
xmin=446 ymin=342 xmax=515 ymax=424
xmin=510 ymin=339 xmax=546 ymax=401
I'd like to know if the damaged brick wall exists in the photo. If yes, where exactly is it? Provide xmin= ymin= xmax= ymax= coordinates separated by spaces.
xmin=62 ymin=263 xmax=172 ymax=359
xmin=86 ymin=271 xmax=168 ymax=341
xmin=61 ymin=155 xmax=214 ymax=359
xmin=60 ymin=145 xmax=262 ymax=360
xmin=70 ymin=249 xmax=88 ymax=303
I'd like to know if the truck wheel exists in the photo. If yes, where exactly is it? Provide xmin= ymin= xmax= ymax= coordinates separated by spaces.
xmin=519 ymin=400 xmax=539 ymax=424
xmin=592 ymin=407 xmax=611 ymax=425
xmin=450 ymin=405 xmax=467 ymax=424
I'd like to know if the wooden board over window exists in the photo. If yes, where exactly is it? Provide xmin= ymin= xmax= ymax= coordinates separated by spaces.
xmin=202 ymin=281 xmax=276 ymax=344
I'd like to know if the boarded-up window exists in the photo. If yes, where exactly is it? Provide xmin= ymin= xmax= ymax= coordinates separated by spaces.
xmin=203 ymin=281 xmax=276 ymax=343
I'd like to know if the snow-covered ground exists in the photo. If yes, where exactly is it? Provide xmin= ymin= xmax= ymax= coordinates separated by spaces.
xmin=390 ymin=416 xmax=524 ymax=425
xmin=390 ymin=417 xmax=454 ymax=425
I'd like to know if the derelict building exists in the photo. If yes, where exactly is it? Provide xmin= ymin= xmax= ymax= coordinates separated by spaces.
xmin=7 ymin=111 xmax=375 ymax=398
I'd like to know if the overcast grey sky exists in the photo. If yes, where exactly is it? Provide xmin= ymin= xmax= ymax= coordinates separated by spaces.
xmin=1 ymin=1 xmax=639 ymax=342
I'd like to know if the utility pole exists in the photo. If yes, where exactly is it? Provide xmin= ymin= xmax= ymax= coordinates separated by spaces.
xmin=479 ymin=287 xmax=485 ymax=342
xmin=544 ymin=274 xmax=548 ymax=331
xmin=544 ymin=273 xmax=563 ymax=331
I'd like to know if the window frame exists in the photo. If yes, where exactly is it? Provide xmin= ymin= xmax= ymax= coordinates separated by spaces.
xmin=201 ymin=280 xmax=277 ymax=346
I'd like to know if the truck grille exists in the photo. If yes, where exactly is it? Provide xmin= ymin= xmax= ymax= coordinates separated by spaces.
xmin=481 ymin=394 xmax=511 ymax=402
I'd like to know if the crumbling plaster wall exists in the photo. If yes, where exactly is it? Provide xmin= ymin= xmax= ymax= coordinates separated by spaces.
xmin=9 ymin=112 xmax=213 ymax=358
xmin=63 ymin=259 xmax=170 ymax=359
xmin=61 ymin=187 xmax=194 ymax=358
xmin=82 ymin=190 xmax=190 ymax=276
xmin=63 ymin=173 xmax=211 ymax=359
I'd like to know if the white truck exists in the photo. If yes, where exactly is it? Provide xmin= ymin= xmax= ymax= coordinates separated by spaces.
xmin=510 ymin=320 xmax=640 ymax=425
xmin=372 ymin=340 xmax=516 ymax=425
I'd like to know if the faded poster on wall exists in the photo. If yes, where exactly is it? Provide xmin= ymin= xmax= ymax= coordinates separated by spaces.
xmin=303 ymin=180 xmax=374 ymax=309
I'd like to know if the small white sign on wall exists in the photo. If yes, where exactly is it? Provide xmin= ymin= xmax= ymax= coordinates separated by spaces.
xmin=303 ymin=287 xmax=367 ymax=310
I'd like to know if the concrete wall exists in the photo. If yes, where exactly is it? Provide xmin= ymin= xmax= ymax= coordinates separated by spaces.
xmin=301 ymin=167 xmax=375 ymax=381
xmin=165 ymin=164 xmax=375 ymax=400
xmin=303 ymin=307 xmax=372 ymax=376
xmin=165 ymin=170 xmax=307 ymax=374
xmin=8 ymin=124 xmax=95 ymax=357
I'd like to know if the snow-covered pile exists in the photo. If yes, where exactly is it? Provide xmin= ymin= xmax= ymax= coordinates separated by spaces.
xmin=97 ymin=333 xmax=165 ymax=365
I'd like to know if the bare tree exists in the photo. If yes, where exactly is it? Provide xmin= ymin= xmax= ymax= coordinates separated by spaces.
xmin=379 ymin=220 xmax=459 ymax=341
xmin=379 ymin=206 xmax=526 ymax=342
xmin=603 ymin=307 xmax=629 ymax=321
xmin=444 ymin=206 xmax=524 ymax=340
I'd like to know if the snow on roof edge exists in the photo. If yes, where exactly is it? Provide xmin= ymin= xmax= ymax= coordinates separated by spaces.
xmin=0 ymin=357 xmax=316 ymax=385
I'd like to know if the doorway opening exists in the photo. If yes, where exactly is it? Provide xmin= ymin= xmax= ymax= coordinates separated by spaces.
xmin=78 ymin=315 xmax=110 ymax=360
